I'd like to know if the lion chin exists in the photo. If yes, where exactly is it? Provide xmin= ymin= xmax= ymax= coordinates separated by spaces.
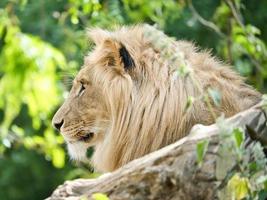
xmin=67 ymin=141 xmax=89 ymax=161
xmin=52 ymin=24 xmax=261 ymax=172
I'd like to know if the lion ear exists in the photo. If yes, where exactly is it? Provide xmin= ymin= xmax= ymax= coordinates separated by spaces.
xmin=88 ymin=28 xmax=135 ymax=70
xmin=103 ymin=39 xmax=135 ymax=71
xmin=119 ymin=45 xmax=135 ymax=70
xmin=87 ymin=28 xmax=110 ymax=45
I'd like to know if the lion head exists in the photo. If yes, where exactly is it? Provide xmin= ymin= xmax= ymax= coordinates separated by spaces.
xmin=52 ymin=25 xmax=261 ymax=172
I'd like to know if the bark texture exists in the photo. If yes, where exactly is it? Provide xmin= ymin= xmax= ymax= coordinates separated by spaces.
xmin=47 ymin=103 xmax=267 ymax=200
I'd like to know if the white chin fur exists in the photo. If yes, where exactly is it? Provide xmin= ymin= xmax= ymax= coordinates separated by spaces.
xmin=67 ymin=141 xmax=88 ymax=161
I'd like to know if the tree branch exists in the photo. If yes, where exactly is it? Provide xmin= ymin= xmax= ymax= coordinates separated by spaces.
xmin=186 ymin=0 xmax=226 ymax=38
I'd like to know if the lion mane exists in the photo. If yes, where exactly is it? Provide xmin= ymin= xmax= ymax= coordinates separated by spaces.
xmin=53 ymin=25 xmax=261 ymax=172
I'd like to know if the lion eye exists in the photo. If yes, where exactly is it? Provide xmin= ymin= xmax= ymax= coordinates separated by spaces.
xmin=78 ymin=83 xmax=86 ymax=96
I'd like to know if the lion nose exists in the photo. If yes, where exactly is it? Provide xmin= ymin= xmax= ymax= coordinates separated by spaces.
xmin=53 ymin=119 xmax=64 ymax=131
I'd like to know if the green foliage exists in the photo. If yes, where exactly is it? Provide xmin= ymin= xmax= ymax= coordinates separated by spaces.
xmin=208 ymin=88 xmax=221 ymax=107
xmin=196 ymin=139 xmax=209 ymax=167
xmin=216 ymin=117 xmax=267 ymax=199
xmin=0 ymin=0 xmax=267 ymax=199
xmin=227 ymin=173 xmax=250 ymax=200
xmin=0 ymin=6 xmax=67 ymax=168
xmin=92 ymin=193 xmax=109 ymax=200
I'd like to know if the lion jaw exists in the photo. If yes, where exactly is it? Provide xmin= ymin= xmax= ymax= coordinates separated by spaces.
xmin=67 ymin=141 xmax=89 ymax=161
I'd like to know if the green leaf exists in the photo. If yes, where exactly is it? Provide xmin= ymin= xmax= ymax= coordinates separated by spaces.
xmin=177 ymin=63 xmax=191 ymax=77
xmin=92 ymin=193 xmax=109 ymax=200
xmin=196 ymin=140 xmax=209 ymax=166
xmin=248 ymin=161 xmax=257 ymax=172
xmin=233 ymin=128 xmax=244 ymax=148
xmin=258 ymin=190 xmax=267 ymax=200
xmin=11 ymin=125 xmax=24 ymax=137
xmin=52 ymin=147 xmax=65 ymax=168
xmin=71 ymin=15 xmax=79 ymax=24
xmin=227 ymin=174 xmax=250 ymax=200
xmin=234 ymin=59 xmax=252 ymax=76
xmin=208 ymin=88 xmax=221 ymax=106
xmin=246 ymin=25 xmax=261 ymax=35
xmin=185 ymin=96 xmax=195 ymax=111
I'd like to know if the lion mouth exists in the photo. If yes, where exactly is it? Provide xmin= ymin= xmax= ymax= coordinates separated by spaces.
xmin=79 ymin=132 xmax=94 ymax=142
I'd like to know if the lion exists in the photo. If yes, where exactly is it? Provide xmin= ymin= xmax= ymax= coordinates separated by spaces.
xmin=52 ymin=25 xmax=261 ymax=172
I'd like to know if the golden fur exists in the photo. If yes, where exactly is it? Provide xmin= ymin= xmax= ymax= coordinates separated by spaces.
xmin=52 ymin=25 xmax=261 ymax=172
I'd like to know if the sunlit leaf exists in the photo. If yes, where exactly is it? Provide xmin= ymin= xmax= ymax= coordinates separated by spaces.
xmin=11 ymin=125 xmax=24 ymax=137
xmin=52 ymin=147 xmax=65 ymax=168
xmin=233 ymin=128 xmax=244 ymax=148
xmin=208 ymin=88 xmax=221 ymax=106
xmin=92 ymin=193 xmax=109 ymax=200
xmin=227 ymin=174 xmax=250 ymax=200
xmin=0 ymin=26 xmax=66 ymax=132
xmin=185 ymin=96 xmax=195 ymax=111
xmin=196 ymin=140 xmax=209 ymax=166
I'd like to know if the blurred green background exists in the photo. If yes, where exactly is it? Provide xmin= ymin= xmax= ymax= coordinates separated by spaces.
xmin=0 ymin=0 xmax=267 ymax=199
